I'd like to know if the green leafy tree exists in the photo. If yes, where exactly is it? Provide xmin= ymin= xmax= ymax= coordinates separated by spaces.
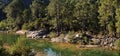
xmin=47 ymin=0 xmax=76 ymax=32
xmin=23 ymin=9 xmax=31 ymax=23
xmin=30 ymin=0 xmax=46 ymax=19
xmin=47 ymin=0 xmax=58 ymax=30
xmin=98 ymin=0 xmax=116 ymax=36
xmin=115 ymin=0 xmax=120 ymax=37
xmin=3 ymin=0 xmax=25 ymax=30
xmin=0 ymin=0 xmax=5 ymax=9
xmin=60 ymin=0 xmax=76 ymax=31
xmin=4 ymin=0 xmax=25 ymax=19
xmin=74 ymin=0 xmax=99 ymax=33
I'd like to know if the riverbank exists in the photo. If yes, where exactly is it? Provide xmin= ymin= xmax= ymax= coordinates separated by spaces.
xmin=1 ymin=30 xmax=120 ymax=48
xmin=0 ymin=33 xmax=120 ymax=56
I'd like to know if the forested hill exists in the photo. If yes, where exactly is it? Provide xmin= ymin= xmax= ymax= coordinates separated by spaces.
xmin=0 ymin=0 xmax=120 ymax=37
xmin=0 ymin=0 xmax=49 ymax=8
xmin=0 ymin=0 xmax=49 ymax=20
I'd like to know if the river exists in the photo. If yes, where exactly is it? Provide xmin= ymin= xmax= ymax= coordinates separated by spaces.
xmin=0 ymin=33 xmax=119 ymax=56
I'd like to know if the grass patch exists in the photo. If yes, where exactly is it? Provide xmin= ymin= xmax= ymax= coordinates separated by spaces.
xmin=81 ymin=49 xmax=119 ymax=56
xmin=0 ymin=33 xmax=19 ymax=45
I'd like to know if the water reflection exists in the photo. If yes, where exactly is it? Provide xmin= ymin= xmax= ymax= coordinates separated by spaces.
xmin=44 ymin=48 xmax=57 ymax=56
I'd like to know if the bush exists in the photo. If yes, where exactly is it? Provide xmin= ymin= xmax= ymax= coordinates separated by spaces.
xmin=0 ymin=20 xmax=7 ymax=30
xmin=0 ymin=37 xmax=9 ymax=56
xmin=22 ymin=23 xmax=34 ymax=30
xmin=8 ymin=36 xmax=30 ymax=56
xmin=22 ymin=23 xmax=28 ymax=30
xmin=49 ymin=32 xmax=57 ymax=38
xmin=68 ymin=31 xmax=81 ymax=44
xmin=67 ymin=31 xmax=75 ymax=38
xmin=114 ymin=39 xmax=120 ymax=49
xmin=0 ymin=48 xmax=10 ymax=56
xmin=82 ymin=34 xmax=90 ymax=45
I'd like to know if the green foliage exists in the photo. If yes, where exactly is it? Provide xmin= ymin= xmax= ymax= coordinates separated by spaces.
xmin=0 ymin=20 xmax=7 ymax=30
xmin=74 ymin=0 xmax=99 ymax=32
xmin=22 ymin=23 xmax=30 ymax=30
xmin=49 ymin=32 xmax=57 ymax=38
xmin=67 ymin=31 xmax=75 ymax=38
xmin=0 ymin=1 xmax=5 ymax=9
xmin=81 ymin=49 xmax=119 ymax=56
xmin=98 ymin=0 xmax=116 ymax=36
xmin=8 ymin=36 xmax=30 ymax=56
xmin=1 ymin=0 xmax=120 ymax=38
xmin=4 ymin=0 xmax=25 ymax=19
xmin=0 ymin=37 xmax=3 ymax=47
xmin=0 ymin=33 xmax=120 ymax=56
xmin=116 ymin=7 xmax=120 ymax=37
xmin=82 ymin=35 xmax=89 ymax=44
xmin=0 ymin=48 xmax=10 ymax=56
xmin=1 ymin=0 xmax=25 ymax=30
xmin=114 ymin=39 xmax=120 ymax=49
xmin=47 ymin=0 xmax=57 ymax=17
xmin=23 ymin=9 xmax=31 ymax=23
xmin=30 ymin=0 xmax=46 ymax=19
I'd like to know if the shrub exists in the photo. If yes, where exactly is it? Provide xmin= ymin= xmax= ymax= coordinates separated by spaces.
xmin=8 ymin=36 xmax=30 ymax=56
xmin=22 ymin=23 xmax=29 ymax=30
xmin=67 ymin=31 xmax=75 ymax=38
xmin=0 ymin=48 xmax=10 ymax=56
xmin=0 ymin=20 xmax=7 ymax=30
xmin=49 ymin=32 xmax=57 ymax=38
xmin=114 ymin=39 xmax=120 ymax=49
xmin=82 ymin=35 xmax=89 ymax=45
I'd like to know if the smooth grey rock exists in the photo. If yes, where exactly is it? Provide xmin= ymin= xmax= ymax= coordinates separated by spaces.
xmin=26 ymin=30 xmax=47 ymax=39
xmin=16 ymin=30 xmax=28 ymax=35
xmin=51 ymin=38 xmax=61 ymax=42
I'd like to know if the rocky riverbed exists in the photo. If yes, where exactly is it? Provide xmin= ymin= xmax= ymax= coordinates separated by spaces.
xmin=15 ymin=30 xmax=119 ymax=47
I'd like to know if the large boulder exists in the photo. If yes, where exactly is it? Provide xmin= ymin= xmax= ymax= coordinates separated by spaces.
xmin=98 ymin=37 xmax=117 ymax=46
xmin=16 ymin=30 xmax=28 ymax=35
xmin=26 ymin=30 xmax=48 ymax=39
xmin=91 ymin=38 xmax=101 ymax=45
xmin=51 ymin=37 xmax=62 ymax=42
xmin=26 ymin=31 xmax=41 ymax=38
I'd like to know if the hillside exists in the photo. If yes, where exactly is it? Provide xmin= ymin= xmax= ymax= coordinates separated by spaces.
xmin=0 ymin=0 xmax=120 ymax=38
xmin=0 ymin=0 xmax=49 ymax=20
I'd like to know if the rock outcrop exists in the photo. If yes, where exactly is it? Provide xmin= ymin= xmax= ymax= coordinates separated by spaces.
xmin=26 ymin=30 xmax=48 ymax=39
xmin=16 ymin=30 xmax=28 ymax=35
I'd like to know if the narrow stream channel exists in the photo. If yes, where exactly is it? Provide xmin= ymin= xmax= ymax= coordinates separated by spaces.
xmin=44 ymin=48 xmax=58 ymax=56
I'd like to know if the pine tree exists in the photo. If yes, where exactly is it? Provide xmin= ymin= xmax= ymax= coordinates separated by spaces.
xmin=30 ymin=0 xmax=46 ymax=19
xmin=98 ymin=0 xmax=116 ymax=36
xmin=74 ymin=0 xmax=99 ymax=33
xmin=115 ymin=0 xmax=120 ymax=37
xmin=4 ymin=0 xmax=25 ymax=19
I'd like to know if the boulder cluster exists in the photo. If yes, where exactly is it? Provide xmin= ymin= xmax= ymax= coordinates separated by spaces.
xmin=16 ymin=30 xmax=118 ymax=47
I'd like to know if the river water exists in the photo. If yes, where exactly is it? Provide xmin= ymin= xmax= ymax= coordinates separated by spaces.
xmin=0 ymin=33 xmax=119 ymax=56
xmin=44 ymin=48 xmax=58 ymax=56
xmin=0 ymin=33 xmax=78 ymax=56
